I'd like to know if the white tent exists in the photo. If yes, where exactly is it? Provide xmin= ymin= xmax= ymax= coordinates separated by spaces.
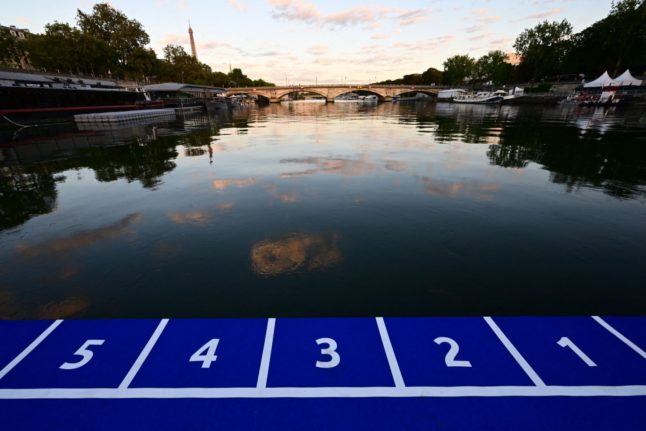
xmin=614 ymin=69 xmax=642 ymax=86
xmin=583 ymin=71 xmax=615 ymax=88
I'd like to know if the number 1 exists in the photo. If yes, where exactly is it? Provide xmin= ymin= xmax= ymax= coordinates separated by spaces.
xmin=558 ymin=337 xmax=597 ymax=367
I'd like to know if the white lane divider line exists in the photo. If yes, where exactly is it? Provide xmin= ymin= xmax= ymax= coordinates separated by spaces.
xmin=483 ymin=316 xmax=546 ymax=387
xmin=592 ymin=316 xmax=646 ymax=359
xmin=119 ymin=319 xmax=169 ymax=389
xmin=256 ymin=318 xmax=276 ymax=388
xmin=0 ymin=319 xmax=63 ymax=380
xmin=375 ymin=317 xmax=405 ymax=388
xmin=2 ymin=385 xmax=646 ymax=399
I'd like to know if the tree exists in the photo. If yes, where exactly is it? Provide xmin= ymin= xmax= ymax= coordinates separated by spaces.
xmin=77 ymin=3 xmax=149 ymax=77
xmin=474 ymin=50 xmax=514 ymax=85
xmin=563 ymin=0 xmax=645 ymax=76
xmin=443 ymin=55 xmax=476 ymax=85
xmin=514 ymin=20 xmax=573 ymax=80
xmin=420 ymin=67 xmax=443 ymax=85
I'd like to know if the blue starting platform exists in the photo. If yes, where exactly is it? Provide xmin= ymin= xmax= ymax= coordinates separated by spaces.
xmin=0 ymin=316 xmax=644 ymax=430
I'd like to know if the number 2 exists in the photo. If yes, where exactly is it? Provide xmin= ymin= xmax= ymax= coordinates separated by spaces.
xmin=434 ymin=337 xmax=472 ymax=367
xmin=60 ymin=339 xmax=105 ymax=370
xmin=316 ymin=337 xmax=340 ymax=368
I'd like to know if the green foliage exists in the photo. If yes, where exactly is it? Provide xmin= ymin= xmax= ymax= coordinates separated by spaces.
xmin=562 ymin=0 xmax=645 ymax=75
xmin=473 ymin=50 xmax=514 ymax=85
xmin=77 ymin=3 xmax=149 ymax=71
xmin=376 ymin=67 xmax=442 ymax=85
xmin=23 ymin=22 xmax=115 ymax=75
xmin=443 ymin=55 xmax=476 ymax=85
xmin=514 ymin=20 xmax=573 ymax=80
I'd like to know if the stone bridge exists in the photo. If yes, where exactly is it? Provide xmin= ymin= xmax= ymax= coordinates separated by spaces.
xmin=224 ymin=84 xmax=447 ymax=103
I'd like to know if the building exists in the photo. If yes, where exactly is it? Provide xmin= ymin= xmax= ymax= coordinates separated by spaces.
xmin=1 ymin=24 xmax=30 ymax=40
xmin=1 ymin=24 xmax=32 ymax=69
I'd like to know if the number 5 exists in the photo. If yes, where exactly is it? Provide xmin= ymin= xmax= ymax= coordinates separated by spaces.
xmin=60 ymin=339 xmax=105 ymax=370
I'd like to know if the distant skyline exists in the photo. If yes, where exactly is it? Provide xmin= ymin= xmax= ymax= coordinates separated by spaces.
xmin=3 ymin=0 xmax=616 ymax=84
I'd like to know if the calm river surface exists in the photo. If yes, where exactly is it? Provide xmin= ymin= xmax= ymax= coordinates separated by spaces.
xmin=1 ymin=102 xmax=645 ymax=319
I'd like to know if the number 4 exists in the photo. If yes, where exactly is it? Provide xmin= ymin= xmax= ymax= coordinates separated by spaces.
xmin=190 ymin=339 xmax=220 ymax=368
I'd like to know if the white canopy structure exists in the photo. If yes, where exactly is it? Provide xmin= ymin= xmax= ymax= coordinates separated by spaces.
xmin=614 ymin=70 xmax=642 ymax=86
xmin=583 ymin=71 xmax=614 ymax=88
xmin=584 ymin=70 xmax=643 ymax=88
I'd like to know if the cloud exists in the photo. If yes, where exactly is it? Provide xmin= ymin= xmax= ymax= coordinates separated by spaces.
xmin=397 ymin=9 xmax=428 ymax=26
xmin=371 ymin=33 xmax=390 ymax=41
xmin=267 ymin=1 xmax=429 ymax=29
xmin=523 ymin=8 xmax=563 ymax=20
xmin=227 ymin=0 xmax=248 ymax=12
xmin=307 ymin=44 xmax=329 ymax=56
xmin=471 ymin=8 xmax=501 ymax=24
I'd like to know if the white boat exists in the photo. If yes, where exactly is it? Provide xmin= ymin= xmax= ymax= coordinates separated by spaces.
xmin=438 ymin=89 xmax=466 ymax=101
xmin=453 ymin=91 xmax=503 ymax=104
xmin=335 ymin=93 xmax=378 ymax=103
xmin=281 ymin=97 xmax=326 ymax=104
xmin=393 ymin=92 xmax=431 ymax=103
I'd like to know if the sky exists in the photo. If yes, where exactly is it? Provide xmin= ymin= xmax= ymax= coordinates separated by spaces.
xmin=3 ymin=0 xmax=616 ymax=84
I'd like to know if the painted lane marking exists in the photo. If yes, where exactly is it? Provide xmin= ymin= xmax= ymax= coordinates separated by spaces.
xmin=0 ymin=385 xmax=645 ymax=399
xmin=0 ymin=320 xmax=63 ymax=380
xmin=119 ymin=319 xmax=169 ymax=389
xmin=375 ymin=317 xmax=405 ymax=388
xmin=592 ymin=316 xmax=646 ymax=359
xmin=557 ymin=337 xmax=597 ymax=367
xmin=483 ymin=317 xmax=545 ymax=387
xmin=256 ymin=318 xmax=276 ymax=388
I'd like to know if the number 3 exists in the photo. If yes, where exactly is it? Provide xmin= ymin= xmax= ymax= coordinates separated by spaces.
xmin=60 ymin=339 xmax=105 ymax=370
xmin=316 ymin=337 xmax=340 ymax=368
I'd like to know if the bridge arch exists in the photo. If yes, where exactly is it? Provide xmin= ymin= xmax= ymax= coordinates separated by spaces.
xmin=224 ymin=85 xmax=443 ymax=102
xmin=332 ymin=89 xmax=386 ymax=101
xmin=274 ymin=89 xmax=328 ymax=101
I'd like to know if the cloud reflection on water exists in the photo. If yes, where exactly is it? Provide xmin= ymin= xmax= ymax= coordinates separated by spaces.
xmin=167 ymin=211 xmax=212 ymax=224
xmin=251 ymin=232 xmax=341 ymax=277
xmin=212 ymin=177 xmax=257 ymax=190
xmin=422 ymin=177 xmax=499 ymax=201
xmin=15 ymin=213 xmax=143 ymax=258
xmin=280 ymin=156 xmax=376 ymax=177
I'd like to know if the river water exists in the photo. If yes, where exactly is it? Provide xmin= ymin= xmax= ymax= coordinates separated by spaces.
xmin=1 ymin=102 xmax=645 ymax=319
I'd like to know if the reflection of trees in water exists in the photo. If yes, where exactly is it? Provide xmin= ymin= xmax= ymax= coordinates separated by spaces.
xmin=0 ymin=112 xmax=243 ymax=231
xmin=410 ymin=104 xmax=646 ymax=199
xmin=80 ymin=137 xmax=179 ymax=188
xmin=0 ymin=169 xmax=58 ymax=231
xmin=486 ymin=112 xmax=646 ymax=199
xmin=408 ymin=104 xmax=518 ymax=144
